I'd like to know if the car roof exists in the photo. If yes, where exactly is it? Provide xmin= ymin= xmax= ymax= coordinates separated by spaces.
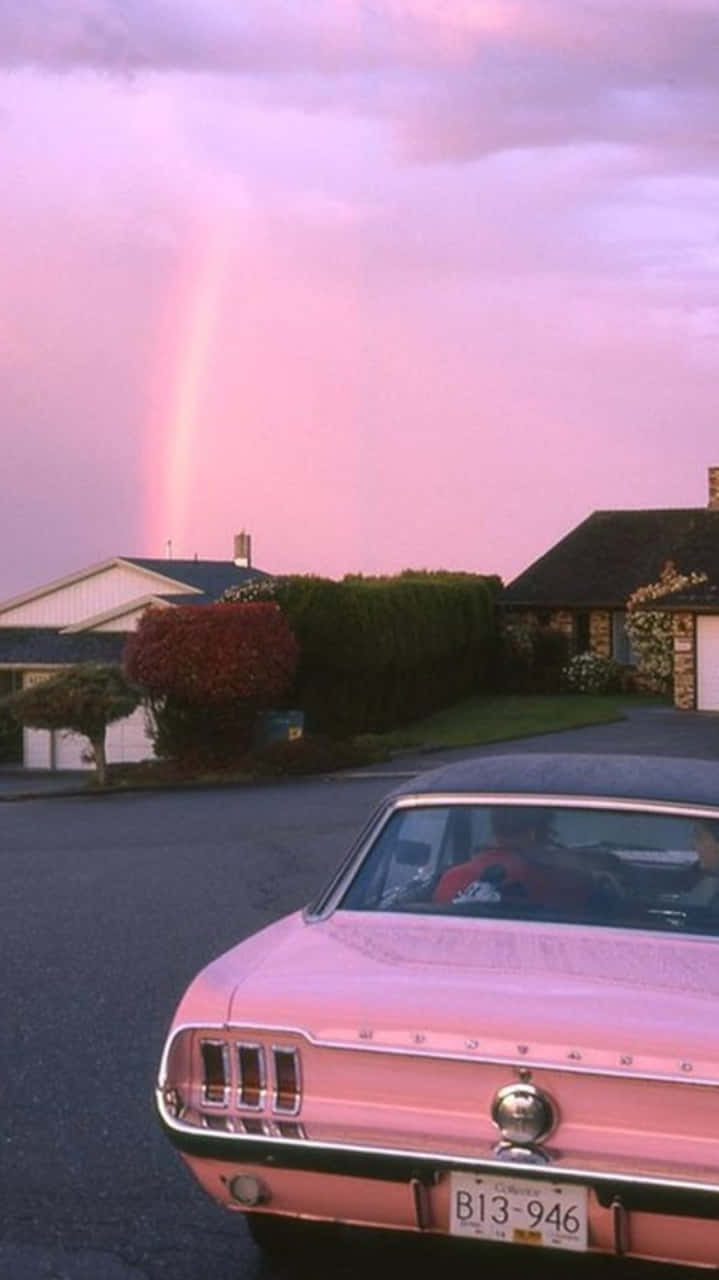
xmin=391 ymin=753 xmax=719 ymax=809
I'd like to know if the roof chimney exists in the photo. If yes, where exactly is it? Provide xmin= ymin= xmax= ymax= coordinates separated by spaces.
xmin=709 ymin=468 xmax=719 ymax=511
xmin=233 ymin=531 xmax=252 ymax=568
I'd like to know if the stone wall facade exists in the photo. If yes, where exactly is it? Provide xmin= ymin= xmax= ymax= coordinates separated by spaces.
xmin=589 ymin=610 xmax=611 ymax=658
xmin=672 ymin=612 xmax=696 ymax=710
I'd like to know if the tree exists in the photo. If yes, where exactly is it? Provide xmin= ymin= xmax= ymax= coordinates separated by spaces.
xmin=3 ymin=664 xmax=142 ymax=785
xmin=124 ymin=603 xmax=299 ymax=764
xmin=625 ymin=561 xmax=708 ymax=693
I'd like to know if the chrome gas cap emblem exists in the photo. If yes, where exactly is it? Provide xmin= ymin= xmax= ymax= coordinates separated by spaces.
xmin=491 ymin=1082 xmax=556 ymax=1145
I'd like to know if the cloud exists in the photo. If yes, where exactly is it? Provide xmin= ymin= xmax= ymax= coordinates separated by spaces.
xmin=2 ymin=1 xmax=717 ymax=177
xmin=0 ymin=0 xmax=405 ymax=75
xmin=3 ymin=0 xmax=717 ymax=86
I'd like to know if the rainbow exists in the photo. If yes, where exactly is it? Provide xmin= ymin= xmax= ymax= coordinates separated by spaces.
xmin=143 ymin=217 xmax=230 ymax=557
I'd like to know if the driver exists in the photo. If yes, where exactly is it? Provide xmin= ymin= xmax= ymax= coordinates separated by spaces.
xmin=682 ymin=819 xmax=719 ymax=907
xmin=433 ymin=805 xmax=592 ymax=908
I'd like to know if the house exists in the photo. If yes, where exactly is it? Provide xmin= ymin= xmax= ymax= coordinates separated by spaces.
xmin=503 ymin=467 xmax=719 ymax=711
xmin=0 ymin=533 xmax=267 ymax=769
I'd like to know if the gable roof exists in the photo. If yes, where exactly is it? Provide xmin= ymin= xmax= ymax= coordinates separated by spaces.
xmin=503 ymin=509 xmax=719 ymax=609
xmin=0 ymin=557 xmax=267 ymax=619
xmin=122 ymin=558 xmax=268 ymax=601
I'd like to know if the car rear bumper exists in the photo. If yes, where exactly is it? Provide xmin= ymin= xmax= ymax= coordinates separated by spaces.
xmin=158 ymin=1108 xmax=719 ymax=1230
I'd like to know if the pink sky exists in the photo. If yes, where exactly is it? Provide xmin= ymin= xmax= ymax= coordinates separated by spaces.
xmin=1 ymin=0 xmax=718 ymax=599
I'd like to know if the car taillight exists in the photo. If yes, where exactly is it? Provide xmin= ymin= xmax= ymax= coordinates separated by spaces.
xmin=200 ymin=1039 xmax=229 ymax=1106
xmin=237 ymin=1044 xmax=264 ymax=1109
xmin=159 ymin=1029 xmax=305 ymax=1135
xmin=273 ymin=1047 xmax=300 ymax=1114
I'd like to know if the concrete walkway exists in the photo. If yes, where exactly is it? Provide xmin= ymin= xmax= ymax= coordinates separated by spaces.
xmin=2 ymin=705 xmax=719 ymax=799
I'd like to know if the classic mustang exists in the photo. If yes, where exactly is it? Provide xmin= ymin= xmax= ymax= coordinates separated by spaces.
xmin=156 ymin=753 xmax=719 ymax=1266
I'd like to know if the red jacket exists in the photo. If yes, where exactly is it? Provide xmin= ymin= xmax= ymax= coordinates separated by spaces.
xmin=434 ymin=847 xmax=591 ymax=908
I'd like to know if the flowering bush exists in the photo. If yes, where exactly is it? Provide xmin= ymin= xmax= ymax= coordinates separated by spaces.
xmin=222 ymin=577 xmax=283 ymax=604
xmin=625 ymin=562 xmax=707 ymax=694
xmin=562 ymin=651 xmax=622 ymax=695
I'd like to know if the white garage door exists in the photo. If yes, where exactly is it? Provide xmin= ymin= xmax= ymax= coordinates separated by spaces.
xmin=25 ymin=708 xmax=155 ymax=770
xmin=54 ymin=729 xmax=90 ymax=770
xmin=106 ymin=705 xmax=154 ymax=763
xmin=697 ymin=617 xmax=719 ymax=710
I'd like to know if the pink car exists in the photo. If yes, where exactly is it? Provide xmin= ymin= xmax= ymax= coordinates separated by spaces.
xmin=156 ymin=753 xmax=719 ymax=1266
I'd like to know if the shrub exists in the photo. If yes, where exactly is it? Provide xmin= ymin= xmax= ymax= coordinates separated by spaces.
xmin=500 ymin=620 xmax=570 ymax=693
xmin=0 ymin=707 xmax=21 ymax=763
xmin=241 ymin=734 xmax=388 ymax=777
xmin=562 ymin=651 xmax=622 ymax=695
xmin=124 ymin=603 xmax=299 ymax=764
xmin=227 ymin=571 xmax=502 ymax=737
xmin=2 ymin=664 xmax=142 ymax=783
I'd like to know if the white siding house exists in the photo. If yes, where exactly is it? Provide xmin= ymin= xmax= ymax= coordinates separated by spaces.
xmin=0 ymin=547 xmax=266 ymax=770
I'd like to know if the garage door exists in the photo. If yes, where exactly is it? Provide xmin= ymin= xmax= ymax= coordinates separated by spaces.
xmin=105 ymin=705 xmax=154 ymax=763
xmin=696 ymin=617 xmax=719 ymax=710
xmin=25 ymin=709 xmax=155 ymax=770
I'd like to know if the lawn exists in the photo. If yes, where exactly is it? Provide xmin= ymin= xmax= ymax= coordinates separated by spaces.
xmin=367 ymin=694 xmax=664 ymax=752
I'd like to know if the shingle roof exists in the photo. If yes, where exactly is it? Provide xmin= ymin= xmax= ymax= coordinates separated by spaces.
xmin=503 ymin=509 xmax=719 ymax=608
xmin=123 ymin=559 xmax=268 ymax=601
xmin=0 ymin=629 xmax=127 ymax=666
xmin=642 ymin=581 xmax=719 ymax=611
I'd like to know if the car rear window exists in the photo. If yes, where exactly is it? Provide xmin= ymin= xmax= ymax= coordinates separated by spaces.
xmin=338 ymin=802 xmax=719 ymax=935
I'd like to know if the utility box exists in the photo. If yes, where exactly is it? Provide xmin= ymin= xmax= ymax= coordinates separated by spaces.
xmin=255 ymin=710 xmax=304 ymax=745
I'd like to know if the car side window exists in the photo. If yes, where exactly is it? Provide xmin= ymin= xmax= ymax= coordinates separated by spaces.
xmin=341 ymin=808 xmax=449 ymax=908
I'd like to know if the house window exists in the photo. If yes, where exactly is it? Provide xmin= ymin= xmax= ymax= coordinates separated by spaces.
xmin=611 ymin=611 xmax=635 ymax=665
xmin=574 ymin=611 xmax=590 ymax=653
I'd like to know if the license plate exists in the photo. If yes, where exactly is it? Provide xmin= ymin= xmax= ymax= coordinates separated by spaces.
xmin=449 ymin=1171 xmax=588 ymax=1251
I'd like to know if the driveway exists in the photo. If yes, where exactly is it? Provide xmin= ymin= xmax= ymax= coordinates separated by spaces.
xmin=354 ymin=704 xmax=719 ymax=779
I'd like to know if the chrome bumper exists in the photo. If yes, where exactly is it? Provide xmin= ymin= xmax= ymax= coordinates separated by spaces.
xmin=157 ymin=1102 xmax=719 ymax=1222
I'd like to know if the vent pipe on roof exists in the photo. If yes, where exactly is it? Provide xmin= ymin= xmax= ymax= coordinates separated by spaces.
xmin=233 ymin=531 xmax=252 ymax=568
xmin=709 ymin=468 xmax=719 ymax=511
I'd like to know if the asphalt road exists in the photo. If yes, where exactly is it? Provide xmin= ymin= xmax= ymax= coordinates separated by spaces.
xmin=0 ymin=770 xmax=709 ymax=1280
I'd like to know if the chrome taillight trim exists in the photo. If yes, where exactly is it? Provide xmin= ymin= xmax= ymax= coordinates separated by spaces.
xmin=237 ymin=1043 xmax=266 ymax=1111
xmin=202 ymin=1113 xmax=234 ymax=1132
xmin=239 ymin=1116 xmax=265 ymax=1136
xmin=276 ymin=1120 xmax=307 ymax=1140
xmin=199 ymin=1039 xmax=230 ymax=1107
xmin=272 ymin=1046 xmax=301 ymax=1114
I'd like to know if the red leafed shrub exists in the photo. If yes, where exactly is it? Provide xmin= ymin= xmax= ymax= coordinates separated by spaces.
xmin=125 ymin=603 xmax=298 ymax=704
xmin=124 ymin=603 xmax=299 ymax=764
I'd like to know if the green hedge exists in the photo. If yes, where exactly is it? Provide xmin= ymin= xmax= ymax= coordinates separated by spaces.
xmin=273 ymin=571 xmax=501 ymax=736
